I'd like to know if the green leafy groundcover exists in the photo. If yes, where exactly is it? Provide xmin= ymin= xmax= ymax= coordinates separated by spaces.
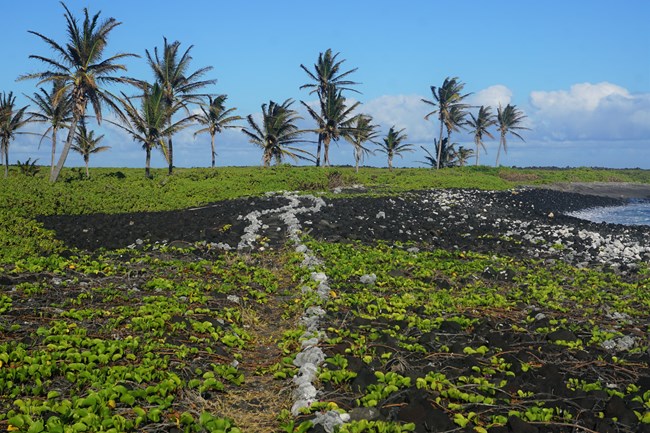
xmin=1 ymin=166 xmax=650 ymax=432
xmin=286 ymin=241 xmax=650 ymax=432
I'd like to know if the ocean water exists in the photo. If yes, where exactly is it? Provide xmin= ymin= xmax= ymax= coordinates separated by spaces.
xmin=568 ymin=200 xmax=650 ymax=226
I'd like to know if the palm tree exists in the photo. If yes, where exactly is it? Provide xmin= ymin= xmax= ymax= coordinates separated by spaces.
xmin=194 ymin=95 xmax=241 ymax=168
xmin=454 ymin=146 xmax=475 ymax=167
xmin=421 ymin=140 xmax=473 ymax=168
xmin=26 ymin=80 xmax=73 ymax=174
xmin=242 ymin=99 xmax=311 ymax=167
xmin=421 ymin=138 xmax=456 ymax=168
xmin=145 ymin=37 xmax=216 ymax=175
xmin=112 ymin=83 xmax=196 ymax=178
xmin=20 ymin=2 xmax=138 ymax=182
xmin=376 ymin=126 xmax=413 ymax=170
xmin=0 ymin=92 xmax=31 ymax=177
xmin=466 ymin=105 xmax=497 ymax=166
xmin=301 ymin=85 xmax=360 ymax=167
xmin=300 ymin=49 xmax=359 ymax=166
xmin=422 ymin=77 xmax=471 ymax=169
xmin=495 ymin=104 xmax=529 ymax=167
xmin=71 ymin=121 xmax=110 ymax=178
xmin=343 ymin=114 xmax=379 ymax=172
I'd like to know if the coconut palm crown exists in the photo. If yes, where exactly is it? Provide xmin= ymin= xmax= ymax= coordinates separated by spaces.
xmin=0 ymin=92 xmax=31 ymax=177
xmin=194 ymin=95 xmax=241 ymax=168
xmin=466 ymin=105 xmax=497 ymax=166
xmin=242 ymin=99 xmax=312 ymax=167
xmin=301 ymin=85 xmax=360 ymax=167
xmin=495 ymin=103 xmax=529 ymax=167
xmin=145 ymin=37 xmax=216 ymax=175
xmin=71 ymin=122 xmax=110 ymax=178
xmin=422 ymin=77 xmax=472 ymax=169
xmin=20 ymin=1 xmax=138 ymax=182
xmin=26 ymin=80 xmax=74 ymax=173
xmin=343 ymin=114 xmax=379 ymax=172
xmin=377 ymin=126 xmax=413 ymax=170
xmin=112 ymin=82 xmax=196 ymax=178
xmin=300 ymin=49 xmax=359 ymax=166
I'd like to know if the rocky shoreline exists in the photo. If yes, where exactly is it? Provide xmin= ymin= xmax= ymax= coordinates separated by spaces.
xmin=40 ymin=186 xmax=650 ymax=273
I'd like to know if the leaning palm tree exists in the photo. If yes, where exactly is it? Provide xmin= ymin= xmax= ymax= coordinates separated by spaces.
xmin=20 ymin=2 xmax=138 ymax=182
xmin=112 ymin=83 xmax=196 ymax=178
xmin=242 ymin=99 xmax=311 ymax=167
xmin=466 ymin=105 xmax=497 ymax=166
xmin=71 ymin=122 xmax=110 ymax=178
xmin=146 ymin=37 xmax=216 ymax=175
xmin=422 ymin=77 xmax=472 ymax=169
xmin=495 ymin=103 xmax=529 ymax=167
xmin=0 ymin=92 xmax=31 ymax=177
xmin=301 ymin=85 xmax=360 ymax=167
xmin=300 ymin=49 xmax=359 ymax=166
xmin=376 ymin=126 xmax=413 ymax=170
xmin=26 ymin=80 xmax=73 ymax=174
xmin=446 ymin=104 xmax=469 ymax=142
xmin=343 ymin=114 xmax=379 ymax=172
xmin=194 ymin=95 xmax=241 ymax=168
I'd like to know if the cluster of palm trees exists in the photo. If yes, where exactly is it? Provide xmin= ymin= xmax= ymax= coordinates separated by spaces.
xmin=1 ymin=2 xmax=530 ymax=182
xmin=422 ymin=77 xmax=530 ymax=169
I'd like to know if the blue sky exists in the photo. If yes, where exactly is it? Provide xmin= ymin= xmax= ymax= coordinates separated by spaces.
xmin=3 ymin=0 xmax=650 ymax=169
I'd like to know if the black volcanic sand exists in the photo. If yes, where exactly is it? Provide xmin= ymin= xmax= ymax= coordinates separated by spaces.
xmin=40 ymin=188 xmax=649 ymax=270
xmin=37 ymin=187 xmax=650 ymax=433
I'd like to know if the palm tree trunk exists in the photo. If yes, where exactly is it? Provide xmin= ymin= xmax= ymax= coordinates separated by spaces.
xmin=51 ymin=129 xmax=58 ymax=174
xmin=3 ymin=141 xmax=8 ymax=178
xmin=84 ymin=156 xmax=89 ymax=178
xmin=323 ymin=136 xmax=331 ymax=167
xmin=50 ymin=110 xmax=82 ymax=183
xmin=210 ymin=134 xmax=216 ymax=168
xmin=355 ymin=148 xmax=360 ymax=173
xmin=475 ymin=139 xmax=480 ymax=166
xmin=495 ymin=135 xmax=505 ymax=167
xmin=315 ymin=136 xmax=322 ymax=167
xmin=436 ymin=117 xmax=444 ymax=169
xmin=167 ymin=137 xmax=173 ymax=175
xmin=145 ymin=145 xmax=151 ymax=178
xmin=324 ymin=144 xmax=329 ymax=167
xmin=388 ymin=154 xmax=393 ymax=171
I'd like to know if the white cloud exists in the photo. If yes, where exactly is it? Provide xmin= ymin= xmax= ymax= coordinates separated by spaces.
xmin=361 ymin=94 xmax=433 ymax=142
xmin=468 ymin=85 xmax=513 ymax=108
xmin=529 ymin=82 xmax=650 ymax=141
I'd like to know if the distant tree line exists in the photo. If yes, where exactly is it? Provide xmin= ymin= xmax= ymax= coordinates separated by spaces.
xmin=0 ymin=2 xmax=529 ymax=181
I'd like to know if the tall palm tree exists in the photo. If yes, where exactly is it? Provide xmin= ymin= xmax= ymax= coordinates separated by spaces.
xmin=20 ymin=2 xmax=138 ymax=182
xmin=300 ymin=49 xmax=359 ymax=166
xmin=71 ymin=121 xmax=110 ymax=178
xmin=377 ymin=126 xmax=413 ymax=170
xmin=242 ymin=99 xmax=311 ymax=167
xmin=194 ymin=95 xmax=241 ymax=168
xmin=466 ymin=105 xmax=497 ymax=166
xmin=422 ymin=77 xmax=471 ymax=169
xmin=343 ymin=114 xmax=379 ymax=173
xmin=495 ymin=104 xmax=529 ymax=167
xmin=112 ymin=83 xmax=196 ymax=178
xmin=145 ymin=37 xmax=216 ymax=175
xmin=301 ymin=85 xmax=360 ymax=167
xmin=0 ymin=92 xmax=31 ymax=177
xmin=26 ymin=80 xmax=73 ymax=174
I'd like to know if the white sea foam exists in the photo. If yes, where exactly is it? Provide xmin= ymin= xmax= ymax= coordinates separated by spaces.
xmin=568 ymin=201 xmax=650 ymax=226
